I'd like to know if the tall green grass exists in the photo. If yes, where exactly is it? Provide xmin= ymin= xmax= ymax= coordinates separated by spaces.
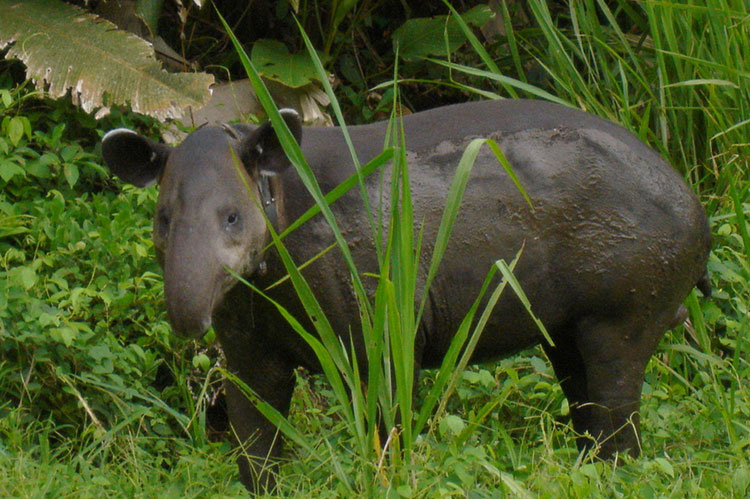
xmin=453 ymin=0 xmax=749 ymax=197
xmin=216 ymin=9 xmax=549 ymax=492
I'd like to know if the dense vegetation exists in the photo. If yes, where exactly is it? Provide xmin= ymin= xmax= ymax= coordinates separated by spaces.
xmin=1 ymin=1 xmax=748 ymax=496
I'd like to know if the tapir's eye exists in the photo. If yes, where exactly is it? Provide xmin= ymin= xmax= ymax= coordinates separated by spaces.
xmin=221 ymin=209 xmax=242 ymax=232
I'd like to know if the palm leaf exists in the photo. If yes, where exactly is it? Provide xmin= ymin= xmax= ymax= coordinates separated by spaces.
xmin=0 ymin=0 xmax=213 ymax=121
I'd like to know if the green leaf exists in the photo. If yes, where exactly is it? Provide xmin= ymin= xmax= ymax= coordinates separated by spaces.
xmin=733 ymin=466 xmax=750 ymax=497
xmin=653 ymin=457 xmax=675 ymax=478
xmin=427 ymin=58 xmax=571 ymax=106
xmin=392 ymin=5 xmax=495 ymax=60
xmin=250 ymin=39 xmax=325 ymax=88
xmin=26 ymin=152 xmax=57 ymax=179
xmin=17 ymin=266 xmax=38 ymax=290
xmin=0 ymin=160 xmax=25 ymax=181
xmin=220 ymin=368 xmax=315 ymax=454
xmin=273 ymin=148 xmax=392 ymax=244
xmin=396 ymin=485 xmax=413 ymax=498
xmin=496 ymin=259 xmax=554 ymax=347
xmin=88 ymin=345 xmax=112 ymax=361
xmin=56 ymin=326 xmax=77 ymax=347
xmin=136 ymin=0 xmax=164 ymax=34
xmin=63 ymin=163 xmax=79 ymax=188
xmin=439 ymin=414 xmax=465 ymax=436
xmin=192 ymin=353 xmax=210 ymax=372
xmin=0 ymin=89 xmax=11 ymax=108
xmin=8 ymin=116 xmax=24 ymax=146
xmin=0 ymin=0 xmax=214 ymax=121
xmin=60 ymin=145 xmax=78 ymax=162
xmin=579 ymin=463 xmax=599 ymax=479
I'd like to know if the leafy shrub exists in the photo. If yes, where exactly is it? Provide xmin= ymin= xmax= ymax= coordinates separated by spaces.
xmin=0 ymin=66 xmax=198 ymax=457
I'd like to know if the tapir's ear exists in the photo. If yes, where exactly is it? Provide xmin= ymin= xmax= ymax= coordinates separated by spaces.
xmin=239 ymin=108 xmax=302 ymax=175
xmin=101 ymin=128 xmax=172 ymax=187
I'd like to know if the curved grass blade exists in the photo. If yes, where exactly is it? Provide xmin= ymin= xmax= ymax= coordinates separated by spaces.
xmin=440 ymin=0 xmax=518 ymax=99
xmin=274 ymin=148 xmax=394 ymax=243
xmin=427 ymin=58 xmax=571 ymax=106
xmin=220 ymin=369 xmax=315 ymax=455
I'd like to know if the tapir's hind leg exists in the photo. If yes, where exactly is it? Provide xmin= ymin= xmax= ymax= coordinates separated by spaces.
xmin=545 ymin=310 xmax=675 ymax=458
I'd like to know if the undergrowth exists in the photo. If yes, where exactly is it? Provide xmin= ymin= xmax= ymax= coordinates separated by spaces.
xmin=1 ymin=1 xmax=749 ymax=497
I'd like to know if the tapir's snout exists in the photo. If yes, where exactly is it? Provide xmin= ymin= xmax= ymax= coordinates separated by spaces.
xmin=166 ymin=296 xmax=213 ymax=338
xmin=161 ymin=223 xmax=224 ymax=339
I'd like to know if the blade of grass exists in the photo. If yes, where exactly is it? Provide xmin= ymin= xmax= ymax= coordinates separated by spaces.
xmin=220 ymin=369 xmax=315 ymax=454
xmin=274 ymin=148 xmax=393 ymax=243
xmin=426 ymin=58 xmax=571 ymax=106
xmin=496 ymin=259 xmax=553 ymax=347
xmin=293 ymin=16 xmax=382 ymax=259
xmin=415 ymin=138 xmax=531 ymax=332
xmin=441 ymin=0 xmax=518 ymax=98
xmin=414 ymin=263 xmax=498 ymax=436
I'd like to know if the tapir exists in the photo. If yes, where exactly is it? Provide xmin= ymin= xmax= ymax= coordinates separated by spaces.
xmin=101 ymin=99 xmax=711 ymax=491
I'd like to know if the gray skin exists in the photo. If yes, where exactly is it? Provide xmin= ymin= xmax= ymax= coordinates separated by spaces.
xmin=102 ymin=99 xmax=711 ymax=492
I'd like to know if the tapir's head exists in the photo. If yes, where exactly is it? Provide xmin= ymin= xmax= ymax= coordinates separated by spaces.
xmin=101 ymin=110 xmax=302 ymax=338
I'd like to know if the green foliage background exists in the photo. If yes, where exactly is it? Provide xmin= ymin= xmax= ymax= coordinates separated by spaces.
xmin=1 ymin=1 xmax=749 ymax=496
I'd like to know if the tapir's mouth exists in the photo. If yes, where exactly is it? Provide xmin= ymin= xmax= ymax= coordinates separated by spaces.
xmin=167 ymin=305 xmax=213 ymax=339
xmin=179 ymin=316 xmax=213 ymax=339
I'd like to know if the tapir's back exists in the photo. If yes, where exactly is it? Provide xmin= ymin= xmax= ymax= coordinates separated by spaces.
xmin=290 ymin=99 xmax=710 ymax=364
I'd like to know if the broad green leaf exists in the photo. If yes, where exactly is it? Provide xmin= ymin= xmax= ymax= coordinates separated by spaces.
xmin=0 ymin=90 xmax=11 ymax=108
xmin=8 ymin=116 xmax=24 ymax=146
xmin=17 ymin=266 xmax=38 ymax=289
xmin=55 ymin=326 xmax=77 ymax=347
xmin=88 ymin=345 xmax=112 ymax=361
xmin=439 ymin=414 xmax=465 ymax=436
xmin=192 ymin=353 xmax=211 ymax=372
xmin=653 ymin=457 xmax=675 ymax=478
xmin=63 ymin=163 xmax=79 ymax=188
xmin=136 ymin=0 xmax=164 ymax=34
xmin=0 ymin=0 xmax=213 ymax=121
xmin=0 ymin=160 xmax=25 ymax=182
xmin=60 ymin=145 xmax=78 ymax=162
xmin=27 ymin=152 xmax=57 ymax=179
xmin=392 ymin=5 xmax=495 ymax=60
xmin=251 ymin=39 xmax=326 ymax=88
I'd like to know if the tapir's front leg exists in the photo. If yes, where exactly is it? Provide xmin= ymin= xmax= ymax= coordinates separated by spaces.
xmin=222 ymin=339 xmax=296 ymax=492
